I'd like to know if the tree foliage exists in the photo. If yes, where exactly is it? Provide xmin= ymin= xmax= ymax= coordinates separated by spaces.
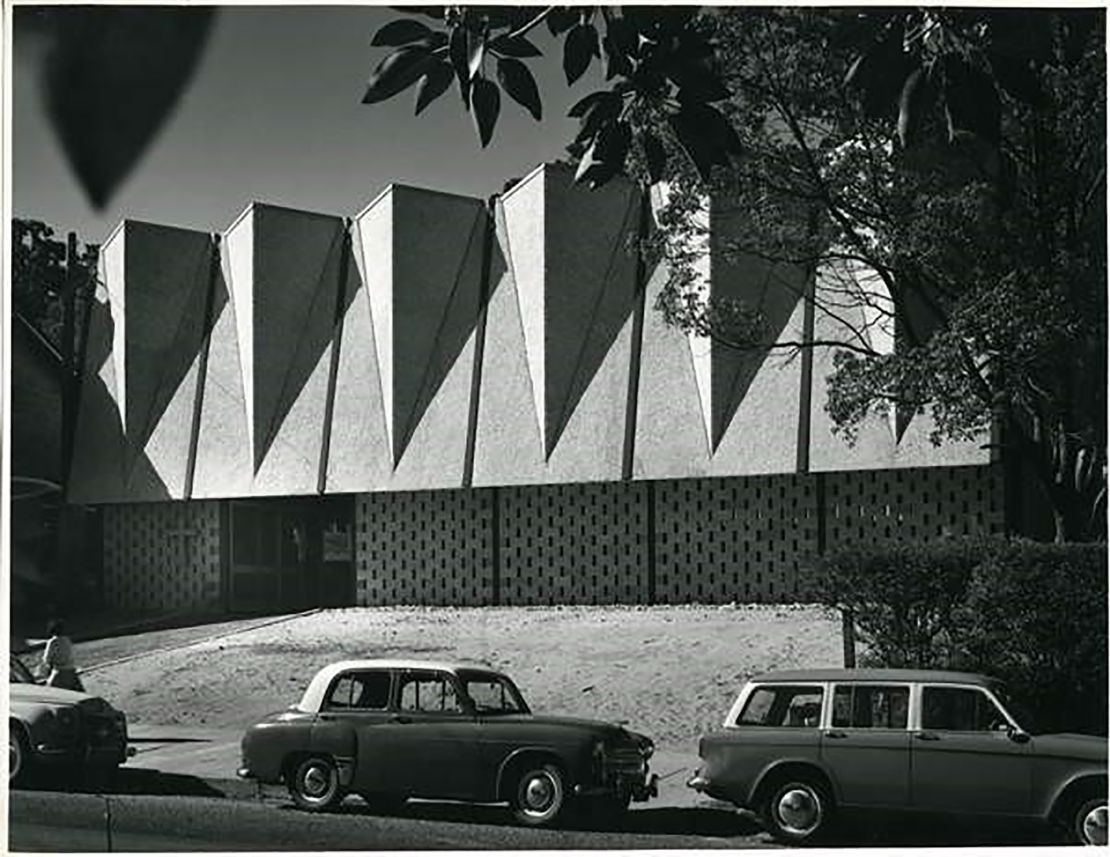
xmin=12 ymin=219 xmax=99 ymax=358
xmin=365 ymin=7 xmax=1106 ymax=541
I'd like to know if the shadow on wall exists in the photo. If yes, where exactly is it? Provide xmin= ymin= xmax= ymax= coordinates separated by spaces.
xmin=395 ymin=204 xmax=506 ymax=461
xmin=70 ymin=296 xmax=171 ymax=502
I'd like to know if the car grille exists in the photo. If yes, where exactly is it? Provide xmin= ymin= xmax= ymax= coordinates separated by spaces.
xmin=78 ymin=700 xmax=126 ymax=749
xmin=604 ymin=747 xmax=647 ymax=777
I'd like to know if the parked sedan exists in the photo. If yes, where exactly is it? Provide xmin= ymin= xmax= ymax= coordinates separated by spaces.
xmin=239 ymin=659 xmax=657 ymax=825
xmin=9 ymin=653 xmax=132 ymax=786
xmin=688 ymin=668 xmax=1107 ymax=845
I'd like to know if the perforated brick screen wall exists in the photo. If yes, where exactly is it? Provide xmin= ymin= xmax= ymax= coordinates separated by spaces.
xmin=498 ymin=482 xmax=649 ymax=605
xmin=652 ymin=473 xmax=818 ymax=603
xmin=98 ymin=464 xmax=1004 ymax=610
xmin=102 ymin=501 xmax=221 ymax=610
xmin=355 ymin=489 xmax=494 ymax=606
xmin=824 ymin=464 xmax=1005 ymax=543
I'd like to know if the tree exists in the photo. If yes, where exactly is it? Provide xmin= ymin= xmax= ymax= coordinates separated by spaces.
xmin=12 ymin=218 xmax=99 ymax=360
xmin=365 ymin=7 xmax=1106 ymax=542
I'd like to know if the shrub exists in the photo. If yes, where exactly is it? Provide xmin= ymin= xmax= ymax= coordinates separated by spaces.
xmin=808 ymin=538 xmax=988 ymax=667
xmin=808 ymin=536 xmax=1108 ymax=736
xmin=952 ymin=540 xmax=1108 ymax=736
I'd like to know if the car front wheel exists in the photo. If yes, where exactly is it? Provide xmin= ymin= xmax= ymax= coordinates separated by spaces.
xmin=512 ymin=763 xmax=566 ymax=827
xmin=288 ymin=755 xmax=343 ymax=812
xmin=761 ymin=776 xmax=832 ymax=844
xmin=1073 ymin=796 xmax=1108 ymax=846
xmin=9 ymin=725 xmax=29 ymax=786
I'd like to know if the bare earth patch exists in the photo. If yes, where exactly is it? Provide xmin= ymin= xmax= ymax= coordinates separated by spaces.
xmin=78 ymin=605 xmax=843 ymax=758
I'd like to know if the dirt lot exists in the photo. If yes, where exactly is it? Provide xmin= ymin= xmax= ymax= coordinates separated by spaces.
xmin=75 ymin=605 xmax=843 ymax=757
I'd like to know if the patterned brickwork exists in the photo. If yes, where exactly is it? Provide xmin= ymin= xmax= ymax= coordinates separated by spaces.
xmin=498 ymin=482 xmax=649 ymax=605
xmin=823 ymin=463 xmax=1005 ymax=544
xmin=102 ymin=501 xmax=222 ymax=610
xmin=654 ymin=474 xmax=817 ymax=604
xmin=354 ymin=490 xmax=494 ymax=606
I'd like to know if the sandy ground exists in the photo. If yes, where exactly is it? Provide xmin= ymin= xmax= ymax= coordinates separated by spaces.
xmin=75 ymin=605 xmax=844 ymax=759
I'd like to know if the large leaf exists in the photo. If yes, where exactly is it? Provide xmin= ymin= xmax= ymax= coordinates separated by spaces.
xmin=547 ymin=8 xmax=579 ymax=37
xmin=575 ymin=120 xmax=631 ymax=188
xmin=449 ymin=26 xmax=471 ymax=105
xmin=371 ymin=18 xmax=435 ymax=47
xmin=471 ymin=77 xmax=501 ymax=147
xmin=563 ymin=23 xmax=600 ymax=85
xmin=414 ymin=61 xmax=454 ymax=115
xmin=363 ymin=46 xmax=434 ymax=104
xmin=896 ymin=66 xmax=928 ymax=148
xmin=669 ymin=104 xmax=739 ymax=181
xmin=39 ymin=6 xmax=215 ymax=209
xmin=567 ymin=89 xmax=617 ymax=118
xmin=489 ymin=33 xmax=542 ymax=58
xmin=467 ymin=29 xmax=486 ymax=80
xmin=496 ymin=58 xmax=542 ymax=121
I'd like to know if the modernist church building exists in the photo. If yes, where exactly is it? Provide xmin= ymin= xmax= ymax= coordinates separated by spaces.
xmin=66 ymin=162 xmax=1012 ymax=614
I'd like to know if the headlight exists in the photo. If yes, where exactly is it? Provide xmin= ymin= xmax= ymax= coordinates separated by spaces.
xmin=642 ymin=739 xmax=654 ymax=760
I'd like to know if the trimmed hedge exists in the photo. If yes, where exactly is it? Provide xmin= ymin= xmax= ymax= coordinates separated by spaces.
xmin=808 ymin=537 xmax=1108 ymax=736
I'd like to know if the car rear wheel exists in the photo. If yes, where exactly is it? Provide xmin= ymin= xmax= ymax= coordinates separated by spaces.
xmin=1073 ymin=796 xmax=1108 ymax=846
xmin=9 ymin=725 xmax=29 ymax=787
xmin=288 ymin=755 xmax=343 ymax=812
xmin=761 ymin=776 xmax=832 ymax=844
xmin=512 ymin=763 xmax=566 ymax=827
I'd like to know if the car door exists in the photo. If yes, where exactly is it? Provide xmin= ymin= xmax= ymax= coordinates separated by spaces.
xmin=910 ymin=684 xmax=1032 ymax=815
xmin=368 ymin=669 xmax=481 ymax=800
xmin=820 ymin=683 xmax=911 ymax=808
xmin=314 ymin=668 xmax=396 ymax=792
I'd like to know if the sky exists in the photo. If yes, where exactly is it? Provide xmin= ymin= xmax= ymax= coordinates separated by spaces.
xmin=12 ymin=5 xmax=605 ymax=245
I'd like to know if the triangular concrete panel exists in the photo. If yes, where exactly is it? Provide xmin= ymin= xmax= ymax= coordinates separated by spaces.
xmin=119 ymin=221 xmax=214 ymax=483
xmin=539 ymin=165 xmax=642 ymax=457
xmin=390 ymin=186 xmax=487 ymax=463
xmin=250 ymin=204 xmax=346 ymax=472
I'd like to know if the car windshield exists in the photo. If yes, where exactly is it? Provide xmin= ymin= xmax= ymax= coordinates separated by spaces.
xmin=457 ymin=670 xmax=529 ymax=715
xmin=10 ymin=654 xmax=35 ymax=684
xmin=992 ymin=685 xmax=1041 ymax=734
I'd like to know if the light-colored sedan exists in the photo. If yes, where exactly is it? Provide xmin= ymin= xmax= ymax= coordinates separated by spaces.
xmin=688 ymin=668 xmax=1107 ymax=845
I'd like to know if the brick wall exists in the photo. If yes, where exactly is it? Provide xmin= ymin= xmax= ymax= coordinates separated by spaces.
xmin=102 ymin=501 xmax=222 ymax=610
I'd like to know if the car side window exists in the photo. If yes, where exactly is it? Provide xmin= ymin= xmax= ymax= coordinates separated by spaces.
xmin=399 ymin=673 xmax=465 ymax=714
xmin=921 ymin=686 xmax=1009 ymax=732
xmin=325 ymin=670 xmax=392 ymax=711
xmin=737 ymin=685 xmax=824 ymax=728
xmin=832 ymin=684 xmax=909 ymax=729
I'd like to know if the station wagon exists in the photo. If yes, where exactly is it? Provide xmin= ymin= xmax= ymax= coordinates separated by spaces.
xmin=688 ymin=668 xmax=1107 ymax=845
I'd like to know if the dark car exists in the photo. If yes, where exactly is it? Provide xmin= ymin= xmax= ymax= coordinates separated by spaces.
xmin=9 ymin=653 xmax=132 ymax=786
xmin=238 ymin=659 xmax=658 ymax=826
xmin=688 ymin=668 xmax=1107 ymax=845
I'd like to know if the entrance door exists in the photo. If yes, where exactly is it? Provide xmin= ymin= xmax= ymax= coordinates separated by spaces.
xmin=228 ymin=496 xmax=355 ymax=613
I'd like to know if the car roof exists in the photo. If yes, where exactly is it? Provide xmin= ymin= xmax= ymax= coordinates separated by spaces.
xmin=749 ymin=668 xmax=1000 ymax=686
xmin=296 ymin=659 xmax=506 ymax=713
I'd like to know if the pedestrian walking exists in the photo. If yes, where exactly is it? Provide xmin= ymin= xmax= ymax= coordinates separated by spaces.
xmin=41 ymin=619 xmax=84 ymax=692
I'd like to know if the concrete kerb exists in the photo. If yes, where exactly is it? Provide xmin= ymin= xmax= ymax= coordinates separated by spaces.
xmin=81 ymin=608 xmax=323 ymax=674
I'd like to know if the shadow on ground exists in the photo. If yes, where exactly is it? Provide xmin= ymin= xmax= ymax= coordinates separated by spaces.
xmin=19 ymin=767 xmax=227 ymax=799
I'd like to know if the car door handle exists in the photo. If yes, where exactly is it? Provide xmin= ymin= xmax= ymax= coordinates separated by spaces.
xmin=825 ymin=730 xmax=848 ymax=739
xmin=391 ymin=715 xmax=412 ymax=724
xmin=915 ymin=731 xmax=940 ymax=741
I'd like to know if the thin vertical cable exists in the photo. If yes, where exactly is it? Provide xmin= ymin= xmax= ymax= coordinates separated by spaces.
xmin=622 ymin=188 xmax=651 ymax=482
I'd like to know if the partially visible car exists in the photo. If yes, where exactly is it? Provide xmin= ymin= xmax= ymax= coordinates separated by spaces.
xmin=688 ymin=668 xmax=1107 ymax=845
xmin=9 ymin=653 xmax=133 ymax=786
xmin=239 ymin=659 xmax=658 ymax=826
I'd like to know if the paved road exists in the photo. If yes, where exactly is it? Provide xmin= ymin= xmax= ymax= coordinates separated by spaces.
xmin=10 ymin=788 xmax=772 ymax=851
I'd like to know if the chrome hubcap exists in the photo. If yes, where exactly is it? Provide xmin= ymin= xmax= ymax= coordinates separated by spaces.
xmin=777 ymin=787 xmax=820 ymax=834
xmin=302 ymin=764 xmax=331 ymax=799
xmin=1082 ymin=805 xmax=1108 ymax=845
xmin=522 ymin=774 xmax=556 ymax=813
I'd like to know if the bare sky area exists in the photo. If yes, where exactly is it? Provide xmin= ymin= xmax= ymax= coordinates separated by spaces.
xmin=12 ymin=5 xmax=603 ymax=244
